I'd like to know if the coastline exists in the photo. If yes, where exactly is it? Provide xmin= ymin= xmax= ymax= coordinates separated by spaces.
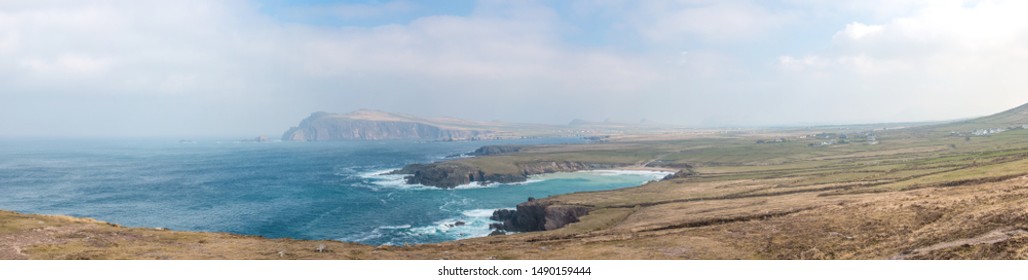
xmin=360 ymin=168 xmax=672 ymax=241
xmin=10 ymin=132 xmax=1028 ymax=259
xmin=0 ymin=168 xmax=670 ymax=259
xmin=0 ymin=163 xmax=673 ymax=259
xmin=0 ymin=136 xmax=678 ymax=253
xmin=8 ymin=104 xmax=1028 ymax=259
xmin=389 ymin=159 xmax=679 ymax=189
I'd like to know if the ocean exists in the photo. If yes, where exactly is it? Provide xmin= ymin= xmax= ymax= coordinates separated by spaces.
xmin=0 ymin=138 xmax=667 ymax=245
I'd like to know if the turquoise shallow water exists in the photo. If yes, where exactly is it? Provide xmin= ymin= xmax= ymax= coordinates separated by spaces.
xmin=0 ymin=139 xmax=667 ymax=245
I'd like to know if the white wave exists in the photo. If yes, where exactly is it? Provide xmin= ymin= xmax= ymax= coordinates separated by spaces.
xmin=377 ymin=224 xmax=412 ymax=230
xmin=344 ymin=229 xmax=384 ymax=243
xmin=505 ymin=178 xmax=544 ymax=185
xmin=355 ymin=168 xmax=666 ymax=191
xmin=356 ymin=168 xmax=399 ymax=179
xmin=462 ymin=208 xmax=509 ymax=218
xmin=359 ymin=168 xmax=486 ymax=191
xmin=451 ymin=181 xmax=499 ymax=189
xmin=339 ymin=224 xmax=414 ymax=243
xmin=451 ymin=177 xmax=547 ymax=190
xmin=356 ymin=169 xmax=435 ymax=190
xmin=405 ymin=208 xmax=507 ymax=240
xmin=584 ymin=169 xmax=672 ymax=178
xmin=438 ymin=197 xmax=472 ymax=212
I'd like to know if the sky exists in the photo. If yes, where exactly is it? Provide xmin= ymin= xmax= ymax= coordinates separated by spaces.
xmin=2 ymin=0 xmax=1027 ymax=138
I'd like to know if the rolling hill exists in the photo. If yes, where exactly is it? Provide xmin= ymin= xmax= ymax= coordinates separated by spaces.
xmin=923 ymin=102 xmax=1028 ymax=132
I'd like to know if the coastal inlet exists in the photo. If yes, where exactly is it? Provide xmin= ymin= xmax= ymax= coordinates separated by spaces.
xmin=0 ymin=139 xmax=666 ymax=246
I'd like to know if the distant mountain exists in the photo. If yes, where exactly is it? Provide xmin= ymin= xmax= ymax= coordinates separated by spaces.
xmin=282 ymin=110 xmax=498 ymax=141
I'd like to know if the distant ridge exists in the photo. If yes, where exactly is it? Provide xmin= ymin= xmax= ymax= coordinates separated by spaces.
xmin=923 ymin=102 xmax=1028 ymax=131
xmin=963 ymin=102 xmax=1028 ymax=126
xmin=281 ymin=110 xmax=497 ymax=141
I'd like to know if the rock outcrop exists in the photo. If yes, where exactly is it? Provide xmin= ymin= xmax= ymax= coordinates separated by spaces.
xmin=282 ymin=111 xmax=493 ymax=141
xmin=471 ymin=145 xmax=526 ymax=156
xmin=489 ymin=200 xmax=591 ymax=232
xmin=389 ymin=161 xmax=626 ymax=189
xmin=387 ymin=163 xmax=525 ymax=188
xmin=662 ymin=168 xmax=695 ymax=180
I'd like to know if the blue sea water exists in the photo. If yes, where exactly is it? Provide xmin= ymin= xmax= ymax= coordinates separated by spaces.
xmin=0 ymin=138 xmax=667 ymax=245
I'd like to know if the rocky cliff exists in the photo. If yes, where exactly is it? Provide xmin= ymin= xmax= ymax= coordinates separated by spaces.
xmin=388 ymin=162 xmax=525 ymax=188
xmin=282 ymin=111 xmax=493 ymax=141
xmin=489 ymin=200 xmax=590 ymax=233
xmin=389 ymin=161 xmax=626 ymax=189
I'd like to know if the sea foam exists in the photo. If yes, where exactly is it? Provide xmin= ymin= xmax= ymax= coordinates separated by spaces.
xmin=357 ymin=169 xmax=435 ymax=190
xmin=359 ymin=169 xmax=551 ymax=191
xmin=404 ymin=207 xmax=512 ymax=240
xmin=585 ymin=169 xmax=674 ymax=177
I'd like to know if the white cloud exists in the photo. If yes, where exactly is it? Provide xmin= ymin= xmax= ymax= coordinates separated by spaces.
xmin=776 ymin=0 xmax=1028 ymax=121
xmin=605 ymin=1 xmax=797 ymax=43
xmin=20 ymin=54 xmax=112 ymax=74
xmin=3 ymin=0 xmax=1028 ymax=137
xmin=0 ymin=0 xmax=668 ymax=137
xmin=777 ymin=55 xmax=824 ymax=70
xmin=837 ymin=22 xmax=884 ymax=40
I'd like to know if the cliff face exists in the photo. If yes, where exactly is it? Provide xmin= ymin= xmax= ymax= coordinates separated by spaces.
xmin=388 ymin=162 xmax=527 ymax=189
xmin=389 ymin=161 xmax=626 ymax=189
xmin=489 ymin=200 xmax=590 ymax=232
xmin=282 ymin=111 xmax=492 ymax=141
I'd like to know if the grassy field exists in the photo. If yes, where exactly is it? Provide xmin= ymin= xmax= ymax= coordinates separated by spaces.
xmin=5 ymin=104 xmax=1028 ymax=259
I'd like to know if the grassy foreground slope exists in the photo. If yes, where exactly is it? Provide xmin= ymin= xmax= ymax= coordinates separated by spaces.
xmin=5 ymin=104 xmax=1028 ymax=259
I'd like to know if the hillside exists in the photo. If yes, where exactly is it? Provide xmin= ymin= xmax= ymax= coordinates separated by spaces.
xmin=920 ymin=102 xmax=1028 ymax=133
xmin=965 ymin=102 xmax=1028 ymax=126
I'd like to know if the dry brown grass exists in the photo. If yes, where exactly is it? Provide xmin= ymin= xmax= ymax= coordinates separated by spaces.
xmin=7 ymin=173 xmax=1028 ymax=259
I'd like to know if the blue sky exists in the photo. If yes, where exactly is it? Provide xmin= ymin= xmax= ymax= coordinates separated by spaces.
xmin=256 ymin=1 xmax=849 ymax=54
xmin=1 ymin=0 xmax=1026 ymax=137
xmin=257 ymin=0 xmax=478 ymax=27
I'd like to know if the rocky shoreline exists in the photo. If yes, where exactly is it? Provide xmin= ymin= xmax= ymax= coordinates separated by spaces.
xmin=388 ymin=160 xmax=628 ymax=189
xmin=487 ymin=199 xmax=590 ymax=235
xmin=386 ymin=144 xmax=679 ymax=235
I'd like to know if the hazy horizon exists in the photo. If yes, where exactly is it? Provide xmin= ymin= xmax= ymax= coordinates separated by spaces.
xmin=3 ymin=0 xmax=1027 ymax=138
